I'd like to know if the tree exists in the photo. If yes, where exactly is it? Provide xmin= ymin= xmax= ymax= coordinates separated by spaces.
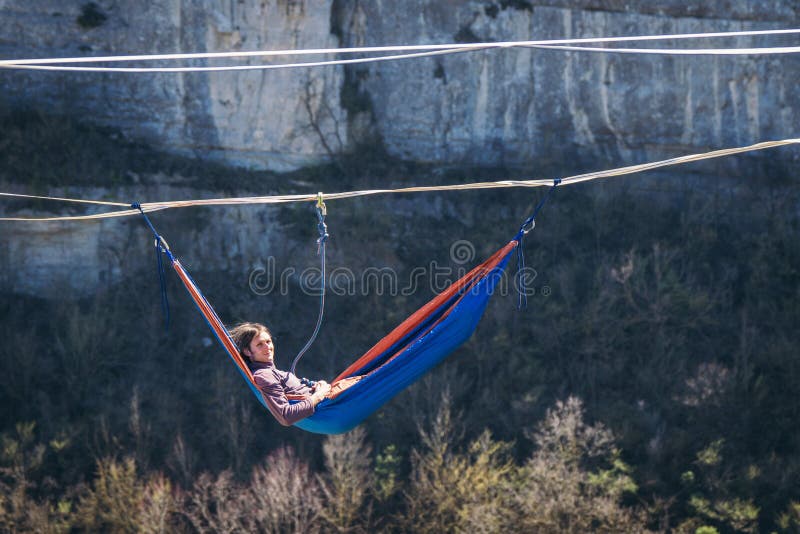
xmin=403 ymin=393 xmax=516 ymax=533
xmin=513 ymin=397 xmax=649 ymax=533
xmin=320 ymin=426 xmax=374 ymax=532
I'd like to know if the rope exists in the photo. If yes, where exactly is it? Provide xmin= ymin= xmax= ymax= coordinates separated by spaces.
xmin=0 ymin=48 xmax=477 ymax=74
xmin=0 ymin=28 xmax=798 ymax=72
xmin=1 ymin=28 xmax=797 ymax=66
xmin=515 ymin=180 xmax=560 ymax=309
xmin=5 ymin=42 xmax=800 ymax=73
xmin=1 ymin=138 xmax=797 ymax=222
xmin=0 ymin=191 xmax=127 ymax=207
xmin=133 ymin=203 xmax=172 ymax=330
xmin=531 ymin=44 xmax=800 ymax=55
xmin=289 ymin=193 xmax=329 ymax=376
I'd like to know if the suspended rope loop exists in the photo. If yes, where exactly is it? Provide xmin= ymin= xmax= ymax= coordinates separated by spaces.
xmin=133 ymin=202 xmax=172 ymax=330
xmin=515 ymin=179 xmax=561 ymax=309
xmin=2 ymin=139 xmax=798 ymax=222
xmin=2 ymin=28 xmax=800 ymax=70
xmin=290 ymin=194 xmax=329 ymax=376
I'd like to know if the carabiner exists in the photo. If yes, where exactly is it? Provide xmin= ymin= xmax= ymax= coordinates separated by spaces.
xmin=521 ymin=219 xmax=536 ymax=235
xmin=316 ymin=191 xmax=327 ymax=217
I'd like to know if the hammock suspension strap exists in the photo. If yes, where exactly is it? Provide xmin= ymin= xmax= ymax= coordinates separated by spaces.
xmin=132 ymin=203 xmax=173 ymax=329
xmin=515 ymin=179 xmax=560 ymax=309
xmin=290 ymin=193 xmax=329 ymax=376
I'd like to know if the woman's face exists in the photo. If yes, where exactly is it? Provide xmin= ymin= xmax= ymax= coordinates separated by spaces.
xmin=247 ymin=331 xmax=274 ymax=364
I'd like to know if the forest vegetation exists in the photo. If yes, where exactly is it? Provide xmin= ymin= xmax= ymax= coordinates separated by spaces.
xmin=1 ymin=111 xmax=799 ymax=533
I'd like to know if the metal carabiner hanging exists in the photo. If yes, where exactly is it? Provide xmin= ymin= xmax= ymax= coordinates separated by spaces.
xmin=520 ymin=219 xmax=536 ymax=235
xmin=316 ymin=192 xmax=329 ymax=254
xmin=290 ymin=193 xmax=330 ymax=376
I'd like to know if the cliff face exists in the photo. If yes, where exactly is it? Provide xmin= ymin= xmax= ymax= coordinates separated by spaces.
xmin=1 ymin=1 xmax=799 ymax=297
xmin=1 ymin=1 xmax=798 ymax=170
xmin=0 ymin=181 xmax=290 ymax=298
xmin=0 ymin=0 xmax=345 ymax=171
xmin=334 ymin=1 xmax=799 ymax=167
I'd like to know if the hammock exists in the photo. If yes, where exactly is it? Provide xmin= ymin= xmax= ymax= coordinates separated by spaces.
xmin=134 ymin=183 xmax=555 ymax=434
xmin=169 ymin=237 xmax=516 ymax=434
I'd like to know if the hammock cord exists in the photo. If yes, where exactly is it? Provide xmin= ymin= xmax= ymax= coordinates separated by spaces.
xmin=2 ymin=138 xmax=797 ymax=222
xmin=515 ymin=179 xmax=561 ymax=309
xmin=133 ymin=202 xmax=173 ymax=330
xmin=290 ymin=193 xmax=329 ymax=376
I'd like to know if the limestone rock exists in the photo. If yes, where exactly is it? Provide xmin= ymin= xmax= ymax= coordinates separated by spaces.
xmin=333 ymin=1 xmax=800 ymax=168
xmin=0 ymin=0 xmax=345 ymax=171
xmin=1 ymin=1 xmax=799 ymax=298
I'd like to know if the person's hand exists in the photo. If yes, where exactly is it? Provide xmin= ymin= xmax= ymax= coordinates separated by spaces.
xmin=310 ymin=381 xmax=331 ymax=406
xmin=312 ymin=380 xmax=329 ymax=393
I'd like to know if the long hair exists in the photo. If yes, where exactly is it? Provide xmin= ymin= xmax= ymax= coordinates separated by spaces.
xmin=229 ymin=322 xmax=272 ymax=362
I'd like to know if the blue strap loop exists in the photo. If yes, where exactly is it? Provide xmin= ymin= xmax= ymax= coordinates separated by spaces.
xmin=290 ymin=193 xmax=329 ymax=375
xmin=132 ymin=202 xmax=172 ymax=330
xmin=515 ymin=179 xmax=560 ymax=309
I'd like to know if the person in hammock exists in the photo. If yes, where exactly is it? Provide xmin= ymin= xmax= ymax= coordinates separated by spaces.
xmin=230 ymin=322 xmax=331 ymax=426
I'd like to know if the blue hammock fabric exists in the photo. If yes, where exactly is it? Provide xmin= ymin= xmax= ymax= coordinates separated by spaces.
xmin=136 ymin=182 xmax=559 ymax=434
xmin=294 ymin=241 xmax=516 ymax=434
xmin=164 ymin=236 xmax=517 ymax=434
xmin=136 ymin=184 xmax=556 ymax=435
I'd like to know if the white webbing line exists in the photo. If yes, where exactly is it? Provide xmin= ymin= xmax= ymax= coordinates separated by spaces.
xmin=8 ymin=43 xmax=800 ymax=73
xmin=0 ymin=191 xmax=128 ymax=207
xmin=0 ymin=48 xmax=478 ymax=73
xmin=532 ymin=44 xmax=800 ymax=55
xmin=0 ymin=206 xmax=170 ymax=222
xmin=2 ymin=139 xmax=797 ymax=222
xmin=0 ymin=28 xmax=797 ymax=71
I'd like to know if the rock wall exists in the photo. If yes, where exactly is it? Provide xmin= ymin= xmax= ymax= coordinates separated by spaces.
xmin=334 ymin=1 xmax=800 ymax=168
xmin=1 ymin=1 xmax=799 ymax=297
xmin=0 ymin=0 xmax=345 ymax=171
xmin=1 ymin=1 xmax=798 ymax=170
xmin=0 ymin=183 xmax=288 ymax=298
